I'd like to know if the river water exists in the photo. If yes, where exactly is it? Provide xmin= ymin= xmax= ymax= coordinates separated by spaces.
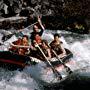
xmin=0 ymin=29 xmax=90 ymax=90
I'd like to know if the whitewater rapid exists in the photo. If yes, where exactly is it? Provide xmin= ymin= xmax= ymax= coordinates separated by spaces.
xmin=0 ymin=29 xmax=90 ymax=90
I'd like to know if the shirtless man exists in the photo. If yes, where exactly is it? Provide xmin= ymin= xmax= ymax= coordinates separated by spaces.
xmin=50 ymin=34 xmax=66 ymax=58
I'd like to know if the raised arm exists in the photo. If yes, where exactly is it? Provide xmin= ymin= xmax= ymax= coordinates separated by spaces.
xmin=38 ymin=16 xmax=45 ymax=30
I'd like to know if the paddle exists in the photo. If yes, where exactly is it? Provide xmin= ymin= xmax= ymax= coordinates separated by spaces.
xmin=48 ymin=44 xmax=73 ymax=74
xmin=35 ymin=44 xmax=62 ymax=80
xmin=2 ymin=22 xmax=38 ymax=42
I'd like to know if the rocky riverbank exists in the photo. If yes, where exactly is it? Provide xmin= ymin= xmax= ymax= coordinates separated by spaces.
xmin=0 ymin=0 xmax=90 ymax=34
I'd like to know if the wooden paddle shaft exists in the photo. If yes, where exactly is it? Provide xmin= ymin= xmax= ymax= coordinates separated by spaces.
xmin=25 ymin=22 xmax=38 ymax=29
xmin=36 ymin=44 xmax=62 ymax=79
xmin=37 ymin=45 xmax=53 ymax=66
xmin=47 ymin=44 xmax=72 ymax=74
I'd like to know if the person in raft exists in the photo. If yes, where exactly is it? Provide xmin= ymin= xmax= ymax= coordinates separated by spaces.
xmin=39 ymin=40 xmax=52 ymax=60
xmin=9 ymin=35 xmax=30 ymax=55
xmin=30 ymin=39 xmax=52 ymax=61
xmin=30 ymin=16 xmax=45 ymax=45
xmin=50 ymin=33 xmax=66 ymax=58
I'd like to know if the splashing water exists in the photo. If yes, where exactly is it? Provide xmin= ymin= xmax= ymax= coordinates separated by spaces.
xmin=0 ymin=29 xmax=90 ymax=90
xmin=0 ymin=69 xmax=40 ymax=90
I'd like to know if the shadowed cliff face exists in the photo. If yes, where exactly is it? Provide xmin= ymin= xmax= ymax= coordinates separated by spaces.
xmin=0 ymin=0 xmax=90 ymax=33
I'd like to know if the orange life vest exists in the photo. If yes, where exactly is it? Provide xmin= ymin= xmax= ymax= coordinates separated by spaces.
xmin=35 ymin=34 xmax=42 ymax=44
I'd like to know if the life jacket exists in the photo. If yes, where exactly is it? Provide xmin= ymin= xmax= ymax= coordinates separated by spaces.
xmin=10 ymin=38 xmax=29 ymax=55
xmin=34 ymin=34 xmax=42 ymax=44
xmin=9 ymin=38 xmax=22 ymax=52
xmin=18 ymin=39 xmax=29 ymax=55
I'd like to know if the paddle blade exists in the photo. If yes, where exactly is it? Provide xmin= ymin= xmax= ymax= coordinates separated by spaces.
xmin=65 ymin=66 xmax=73 ymax=74
xmin=52 ymin=67 xmax=62 ymax=80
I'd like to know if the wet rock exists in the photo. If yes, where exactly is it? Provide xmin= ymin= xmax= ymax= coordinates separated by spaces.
xmin=0 ymin=16 xmax=27 ymax=29
xmin=0 ymin=0 xmax=89 ymax=33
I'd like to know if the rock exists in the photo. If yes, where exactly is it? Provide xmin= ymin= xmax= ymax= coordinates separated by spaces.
xmin=0 ymin=16 xmax=27 ymax=29
xmin=0 ymin=0 xmax=89 ymax=33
